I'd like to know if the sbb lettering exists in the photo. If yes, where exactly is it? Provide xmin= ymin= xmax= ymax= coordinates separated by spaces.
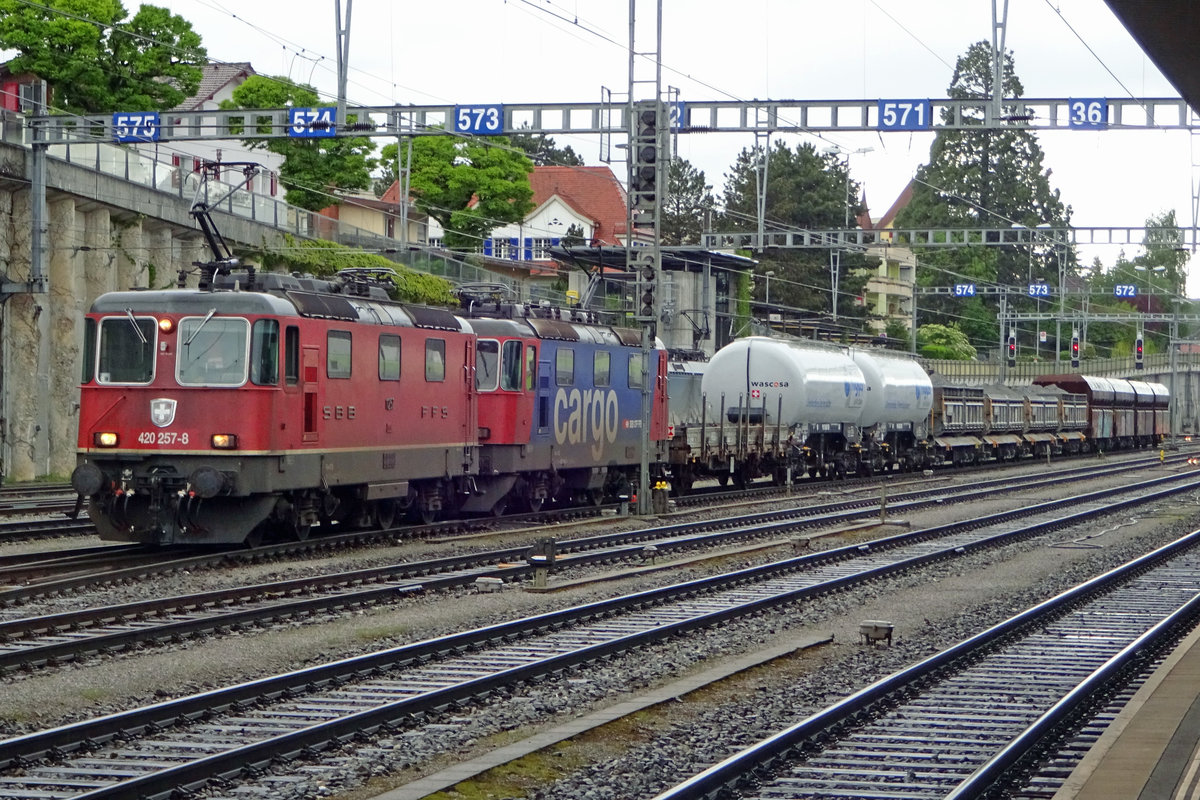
xmin=322 ymin=405 xmax=357 ymax=420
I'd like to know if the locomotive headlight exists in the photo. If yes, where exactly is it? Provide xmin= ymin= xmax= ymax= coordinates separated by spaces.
xmin=211 ymin=433 xmax=238 ymax=449
xmin=158 ymin=318 xmax=174 ymax=334
xmin=94 ymin=432 xmax=118 ymax=447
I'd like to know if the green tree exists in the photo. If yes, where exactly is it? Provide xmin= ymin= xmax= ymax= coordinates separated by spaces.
xmin=0 ymin=0 xmax=205 ymax=114
xmin=222 ymin=75 xmax=376 ymax=211
xmin=508 ymin=129 xmax=585 ymax=166
xmin=719 ymin=141 xmax=870 ymax=323
xmin=561 ymin=223 xmax=586 ymax=248
xmin=403 ymin=132 xmax=535 ymax=251
xmin=917 ymin=323 xmax=977 ymax=360
xmin=662 ymin=156 xmax=715 ymax=246
xmin=896 ymin=41 xmax=1073 ymax=353
xmin=254 ymin=237 xmax=455 ymax=305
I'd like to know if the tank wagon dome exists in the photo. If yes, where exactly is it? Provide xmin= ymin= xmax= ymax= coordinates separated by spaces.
xmin=849 ymin=348 xmax=933 ymax=427
xmin=701 ymin=336 xmax=865 ymax=427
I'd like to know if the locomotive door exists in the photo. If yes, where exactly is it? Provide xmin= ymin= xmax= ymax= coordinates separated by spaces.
xmin=302 ymin=346 xmax=320 ymax=443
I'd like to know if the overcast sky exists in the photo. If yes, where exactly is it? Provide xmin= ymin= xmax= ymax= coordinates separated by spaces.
xmin=148 ymin=1 xmax=1196 ymax=293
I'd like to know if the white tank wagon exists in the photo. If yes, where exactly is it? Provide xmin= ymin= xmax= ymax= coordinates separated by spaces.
xmin=670 ymin=337 xmax=879 ymax=488
xmin=850 ymin=349 xmax=934 ymax=473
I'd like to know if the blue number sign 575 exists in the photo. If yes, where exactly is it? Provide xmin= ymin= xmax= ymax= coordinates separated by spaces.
xmin=112 ymin=112 xmax=160 ymax=142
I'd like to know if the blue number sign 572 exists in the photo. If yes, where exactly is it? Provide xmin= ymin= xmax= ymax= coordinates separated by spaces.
xmin=1114 ymin=284 xmax=1138 ymax=298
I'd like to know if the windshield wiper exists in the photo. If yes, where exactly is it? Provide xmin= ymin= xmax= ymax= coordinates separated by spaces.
xmin=185 ymin=308 xmax=217 ymax=346
xmin=124 ymin=309 xmax=147 ymax=344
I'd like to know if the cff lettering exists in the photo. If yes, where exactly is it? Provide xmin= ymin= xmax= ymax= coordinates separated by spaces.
xmin=421 ymin=406 xmax=450 ymax=419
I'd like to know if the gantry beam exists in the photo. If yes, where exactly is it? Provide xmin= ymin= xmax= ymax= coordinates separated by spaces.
xmin=28 ymin=96 xmax=1193 ymax=146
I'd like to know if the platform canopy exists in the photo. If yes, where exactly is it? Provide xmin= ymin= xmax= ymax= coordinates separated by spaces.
xmin=1105 ymin=1 xmax=1200 ymax=113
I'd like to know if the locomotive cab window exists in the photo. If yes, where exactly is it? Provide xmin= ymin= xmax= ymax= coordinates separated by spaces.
xmin=250 ymin=319 xmax=279 ymax=385
xmin=501 ymin=340 xmax=522 ymax=391
xmin=476 ymin=339 xmax=499 ymax=391
xmin=177 ymin=316 xmax=250 ymax=387
xmin=97 ymin=315 xmax=157 ymax=384
xmin=426 ymin=338 xmax=446 ymax=382
xmin=81 ymin=318 xmax=96 ymax=384
xmin=555 ymin=349 xmax=574 ymax=386
xmin=525 ymin=345 xmax=537 ymax=391
xmin=628 ymin=352 xmax=644 ymax=389
xmin=379 ymin=334 xmax=401 ymax=381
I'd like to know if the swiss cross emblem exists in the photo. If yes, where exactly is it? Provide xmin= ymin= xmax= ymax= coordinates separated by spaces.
xmin=151 ymin=398 xmax=177 ymax=428
xmin=751 ymin=389 xmax=761 ymax=399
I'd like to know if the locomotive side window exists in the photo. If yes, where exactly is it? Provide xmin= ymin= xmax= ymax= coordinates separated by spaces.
xmin=501 ymin=340 xmax=522 ymax=391
xmin=476 ymin=339 xmax=499 ymax=391
xmin=628 ymin=352 xmax=644 ymax=389
xmin=97 ymin=315 xmax=157 ymax=384
xmin=556 ymin=349 xmax=574 ymax=386
xmin=327 ymin=330 xmax=352 ymax=379
xmin=426 ymin=338 xmax=446 ymax=382
xmin=284 ymin=326 xmax=299 ymax=385
xmin=594 ymin=351 xmax=611 ymax=387
xmin=250 ymin=320 xmax=279 ymax=385
xmin=81 ymin=318 xmax=96 ymax=383
xmin=525 ymin=345 xmax=537 ymax=391
xmin=177 ymin=317 xmax=249 ymax=386
xmin=379 ymin=334 xmax=401 ymax=381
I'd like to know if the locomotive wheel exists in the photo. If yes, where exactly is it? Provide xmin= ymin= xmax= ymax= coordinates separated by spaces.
xmin=295 ymin=523 xmax=312 ymax=541
xmin=716 ymin=473 xmax=729 ymax=487
xmin=490 ymin=497 xmax=509 ymax=517
xmin=587 ymin=488 xmax=604 ymax=507
xmin=528 ymin=496 xmax=545 ymax=513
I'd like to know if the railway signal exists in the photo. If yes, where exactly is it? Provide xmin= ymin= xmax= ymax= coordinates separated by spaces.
xmin=1071 ymin=330 xmax=1081 ymax=368
xmin=1006 ymin=331 xmax=1017 ymax=367
xmin=1135 ymin=335 xmax=1144 ymax=369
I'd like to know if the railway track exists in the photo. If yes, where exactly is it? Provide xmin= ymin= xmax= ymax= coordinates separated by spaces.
xmin=0 ymin=458 xmax=1192 ymax=677
xmin=0 ymin=462 xmax=1196 ymax=798
xmin=0 ymin=453 xmax=1180 ymax=594
xmin=653 ymin=534 xmax=1200 ymax=800
xmin=1 ymin=456 xmax=1195 ymax=672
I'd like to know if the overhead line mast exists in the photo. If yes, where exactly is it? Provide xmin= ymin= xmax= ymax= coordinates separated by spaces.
xmin=627 ymin=0 xmax=666 ymax=516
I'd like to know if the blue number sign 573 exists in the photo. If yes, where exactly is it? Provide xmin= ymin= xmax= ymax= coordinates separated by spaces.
xmin=454 ymin=105 xmax=504 ymax=135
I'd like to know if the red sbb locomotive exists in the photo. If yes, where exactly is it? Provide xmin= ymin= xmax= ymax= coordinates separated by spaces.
xmin=71 ymin=269 xmax=669 ymax=546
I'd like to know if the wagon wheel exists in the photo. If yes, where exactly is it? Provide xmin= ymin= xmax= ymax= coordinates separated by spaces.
xmin=294 ymin=522 xmax=312 ymax=541
xmin=375 ymin=500 xmax=397 ymax=530
xmin=527 ymin=495 xmax=545 ymax=513
xmin=587 ymin=488 xmax=604 ymax=507
xmin=244 ymin=528 xmax=265 ymax=549
xmin=716 ymin=473 xmax=729 ymax=487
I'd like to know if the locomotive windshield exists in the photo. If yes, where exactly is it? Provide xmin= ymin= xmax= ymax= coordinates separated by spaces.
xmin=96 ymin=316 xmax=157 ymax=384
xmin=177 ymin=316 xmax=250 ymax=386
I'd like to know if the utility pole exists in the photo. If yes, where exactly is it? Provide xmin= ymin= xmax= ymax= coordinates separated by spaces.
xmin=335 ymin=0 xmax=352 ymax=124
